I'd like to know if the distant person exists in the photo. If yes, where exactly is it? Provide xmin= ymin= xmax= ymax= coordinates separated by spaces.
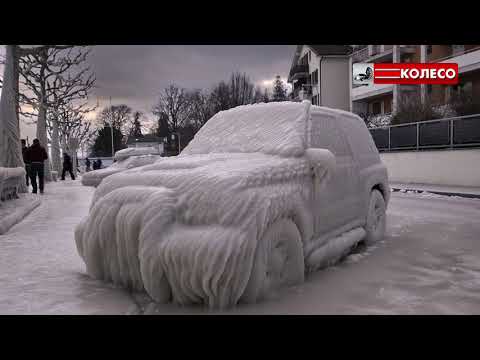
xmin=85 ymin=158 xmax=91 ymax=172
xmin=92 ymin=160 xmax=98 ymax=170
xmin=25 ymin=138 xmax=48 ymax=194
xmin=21 ymin=139 xmax=30 ymax=187
xmin=61 ymin=153 xmax=75 ymax=180
xmin=97 ymin=159 xmax=103 ymax=169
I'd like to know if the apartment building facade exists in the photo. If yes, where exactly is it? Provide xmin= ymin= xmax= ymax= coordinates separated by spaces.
xmin=287 ymin=45 xmax=352 ymax=111
xmin=351 ymin=45 xmax=480 ymax=118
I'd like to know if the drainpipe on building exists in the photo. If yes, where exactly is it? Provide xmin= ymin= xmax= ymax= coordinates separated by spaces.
xmin=318 ymin=57 xmax=323 ymax=105
xmin=392 ymin=45 xmax=400 ymax=114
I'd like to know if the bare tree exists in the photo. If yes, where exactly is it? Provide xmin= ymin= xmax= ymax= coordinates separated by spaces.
xmin=47 ymin=102 xmax=96 ymax=173
xmin=210 ymin=72 xmax=256 ymax=113
xmin=187 ymin=89 xmax=216 ymax=131
xmin=229 ymin=72 xmax=255 ymax=107
xmin=152 ymin=84 xmax=191 ymax=133
xmin=97 ymin=104 xmax=132 ymax=133
xmin=210 ymin=81 xmax=231 ymax=113
xmin=17 ymin=46 xmax=95 ymax=181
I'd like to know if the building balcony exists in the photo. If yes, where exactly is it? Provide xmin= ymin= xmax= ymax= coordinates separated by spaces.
xmin=289 ymin=64 xmax=309 ymax=81
xmin=352 ymin=45 xmax=418 ymax=64
xmin=352 ymin=45 xmax=394 ymax=64
xmin=435 ymin=47 xmax=480 ymax=74
xmin=351 ymin=83 xmax=393 ymax=102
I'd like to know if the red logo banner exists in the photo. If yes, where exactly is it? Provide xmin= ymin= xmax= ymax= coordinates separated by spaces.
xmin=373 ymin=63 xmax=459 ymax=85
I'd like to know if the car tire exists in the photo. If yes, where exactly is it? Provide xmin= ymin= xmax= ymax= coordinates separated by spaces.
xmin=364 ymin=189 xmax=386 ymax=245
xmin=241 ymin=218 xmax=305 ymax=304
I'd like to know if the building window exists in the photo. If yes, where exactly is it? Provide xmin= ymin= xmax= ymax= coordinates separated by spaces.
xmin=310 ymin=69 xmax=319 ymax=85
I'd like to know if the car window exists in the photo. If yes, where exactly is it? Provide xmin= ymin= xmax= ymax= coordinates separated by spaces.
xmin=309 ymin=113 xmax=351 ymax=157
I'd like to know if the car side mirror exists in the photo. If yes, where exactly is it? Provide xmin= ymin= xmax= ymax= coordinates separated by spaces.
xmin=305 ymin=148 xmax=336 ymax=185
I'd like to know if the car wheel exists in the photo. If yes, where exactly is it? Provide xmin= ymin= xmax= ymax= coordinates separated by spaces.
xmin=241 ymin=218 xmax=304 ymax=304
xmin=364 ymin=189 xmax=386 ymax=245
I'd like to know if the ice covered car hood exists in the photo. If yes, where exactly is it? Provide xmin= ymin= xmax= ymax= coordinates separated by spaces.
xmin=93 ymin=152 xmax=312 ymax=226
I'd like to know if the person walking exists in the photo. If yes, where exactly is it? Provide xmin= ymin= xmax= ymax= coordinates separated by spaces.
xmin=25 ymin=138 xmax=48 ymax=194
xmin=85 ymin=157 xmax=91 ymax=172
xmin=21 ymin=139 xmax=30 ymax=187
xmin=61 ymin=153 xmax=76 ymax=180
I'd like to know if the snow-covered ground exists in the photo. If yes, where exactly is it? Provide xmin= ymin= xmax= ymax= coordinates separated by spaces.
xmin=1 ymin=180 xmax=480 ymax=314
xmin=0 ymin=180 xmax=137 ymax=314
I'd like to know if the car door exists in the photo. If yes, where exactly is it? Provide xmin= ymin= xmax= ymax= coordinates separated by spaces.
xmin=309 ymin=112 xmax=360 ymax=236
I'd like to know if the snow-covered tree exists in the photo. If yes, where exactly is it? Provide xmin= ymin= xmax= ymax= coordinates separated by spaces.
xmin=18 ymin=46 xmax=95 ymax=181
xmin=0 ymin=46 xmax=24 ymax=177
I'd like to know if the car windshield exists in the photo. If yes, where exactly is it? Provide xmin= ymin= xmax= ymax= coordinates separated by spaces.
xmin=182 ymin=101 xmax=309 ymax=157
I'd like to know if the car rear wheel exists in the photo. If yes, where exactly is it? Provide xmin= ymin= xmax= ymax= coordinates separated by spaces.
xmin=241 ymin=218 xmax=304 ymax=304
xmin=364 ymin=189 xmax=386 ymax=245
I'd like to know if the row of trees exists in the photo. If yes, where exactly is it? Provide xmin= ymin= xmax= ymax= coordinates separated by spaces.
xmin=148 ymin=73 xmax=289 ymax=152
xmin=0 ymin=45 xmax=96 ymax=187
xmin=88 ymin=72 xmax=289 ymax=157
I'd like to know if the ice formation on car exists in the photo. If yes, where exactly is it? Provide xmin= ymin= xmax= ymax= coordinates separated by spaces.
xmin=114 ymin=146 xmax=161 ymax=162
xmin=75 ymin=101 xmax=336 ymax=308
xmin=81 ymin=154 xmax=161 ymax=187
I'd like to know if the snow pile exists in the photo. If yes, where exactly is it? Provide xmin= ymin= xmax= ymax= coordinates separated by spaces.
xmin=0 ymin=167 xmax=26 ymax=199
xmin=0 ymin=166 xmax=25 ymax=181
xmin=81 ymin=154 xmax=161 ymax=187
xmin=114 ymin=147 xmax=161 ymax=162
xmin=0 ymin=194 xmax=41 ymax=235
xmin=182 ymin=101 xmax=309 ymax=157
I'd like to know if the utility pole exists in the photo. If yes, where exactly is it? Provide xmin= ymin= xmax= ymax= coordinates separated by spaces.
xmin=109 ymin=96 xmax=114 ymax=159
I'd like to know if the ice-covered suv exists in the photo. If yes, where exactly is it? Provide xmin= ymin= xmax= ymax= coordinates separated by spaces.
xmin=75 ymin=101 xmax=389 ymax=308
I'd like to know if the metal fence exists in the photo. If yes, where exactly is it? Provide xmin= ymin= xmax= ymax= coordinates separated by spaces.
xmin=369 ymin=114 xmax=480 ymax=152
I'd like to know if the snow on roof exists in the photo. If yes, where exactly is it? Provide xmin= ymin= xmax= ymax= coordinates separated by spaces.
xmin=182 ymin=101 xmax=310 ymax=157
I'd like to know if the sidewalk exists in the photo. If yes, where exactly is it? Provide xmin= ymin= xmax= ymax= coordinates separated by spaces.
xmin=390 ymin=182 xmax=480 ymax=199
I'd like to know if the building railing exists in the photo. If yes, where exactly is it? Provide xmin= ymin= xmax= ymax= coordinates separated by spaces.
xmin=289 ymin=64 xmax=309 ymax=79
xmin=352 ymin=47 xmax=369 ymax=63
xmin=429 ymin=46 xmax=480 ymax=63
xmin=369 ymin=114 xmax=480 ymax=152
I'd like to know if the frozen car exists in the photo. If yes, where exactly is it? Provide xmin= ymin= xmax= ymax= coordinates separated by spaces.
xmin=75 ymin=101 xmax=389 ymax=308
xmin=81 ymin=147 xmax=161 ymax=187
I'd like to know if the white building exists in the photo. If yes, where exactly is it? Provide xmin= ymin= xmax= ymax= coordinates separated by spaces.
xmin=287 ymin=45 xmax=353 ymax=112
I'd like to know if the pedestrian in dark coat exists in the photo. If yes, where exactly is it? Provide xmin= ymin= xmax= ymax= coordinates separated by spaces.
xmin=85 ymin=158 xmax=91 ymax=172
xmin=21 ymin=139 xmax=30 ymax=186
xmin=61 ymin=153 xmax=76 ymax=180
xmin=25 ymin=138 xmax=48 ymax=194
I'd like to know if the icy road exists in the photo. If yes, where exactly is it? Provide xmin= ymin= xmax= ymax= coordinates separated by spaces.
xmin=1 ymin=180 xmax=479 ymax=314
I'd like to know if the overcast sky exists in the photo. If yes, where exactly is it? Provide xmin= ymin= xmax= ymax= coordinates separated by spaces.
xmin=1 ymin=45 xmax=296 ymax=140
